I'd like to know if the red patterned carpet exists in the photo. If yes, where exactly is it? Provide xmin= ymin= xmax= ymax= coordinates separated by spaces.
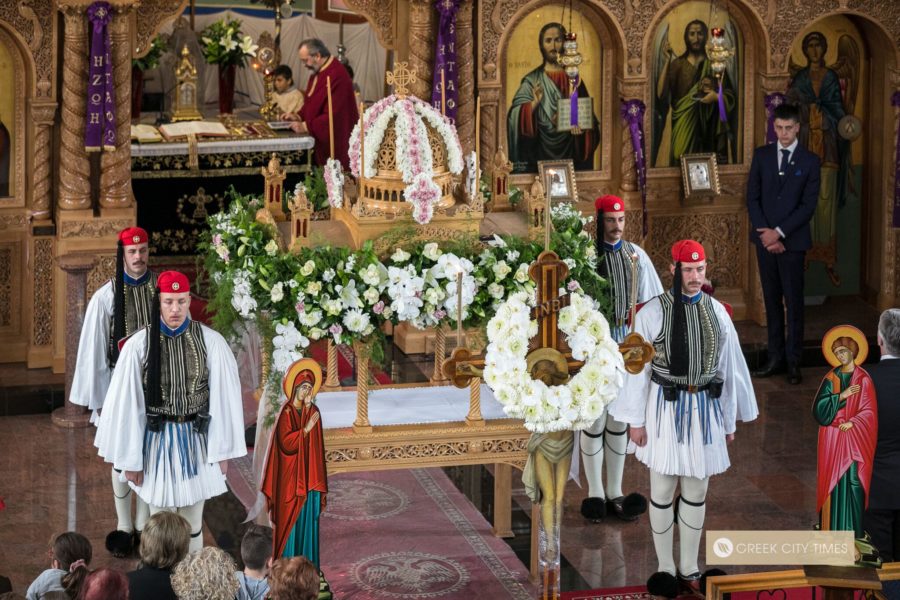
xmin=321 ymin=468 xmax=536 ymax=599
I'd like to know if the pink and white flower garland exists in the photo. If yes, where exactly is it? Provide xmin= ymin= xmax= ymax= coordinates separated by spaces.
xmin=348 ymin=95 xmax=464 ymax=224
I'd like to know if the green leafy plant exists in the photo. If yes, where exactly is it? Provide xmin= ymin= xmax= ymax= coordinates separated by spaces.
xmin=133 ymin=35 xmax=167 ymax=72
xmin=300 ymin=167 xmax=330 ymax=211
xmin=199 ymin=18 xmax=258 ymax=67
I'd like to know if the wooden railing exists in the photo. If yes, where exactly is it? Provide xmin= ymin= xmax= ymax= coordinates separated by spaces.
xmin=706 ymin=563 xmax=900 ymax=600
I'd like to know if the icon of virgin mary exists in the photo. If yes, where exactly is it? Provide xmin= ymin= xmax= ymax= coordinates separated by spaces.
xmin=261 ymin=358 xmax=328 ymax=567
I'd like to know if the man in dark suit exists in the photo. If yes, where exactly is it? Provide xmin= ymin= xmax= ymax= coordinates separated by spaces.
xmin=746 ymin=103 xmax=820 ymax=384
xmin=864 ymin=309 xmax=900 ymax=561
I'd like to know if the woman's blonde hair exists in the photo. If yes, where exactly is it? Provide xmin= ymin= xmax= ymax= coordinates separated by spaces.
xmin=171 ymin=547 xmax=238 ymax=600
xmin=140 ymin=511 xmax=190 ymax=569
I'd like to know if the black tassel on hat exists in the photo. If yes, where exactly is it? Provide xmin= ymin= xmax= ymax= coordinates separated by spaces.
xmin=146 ymin=286 xmax=162 ymax=409
xmin=111 ymin=240 xmax=126 ymax=365
xmin=595 ymin=207 xmax=609 ymax=280
xmin=669 ymin=262 xmax=689 ymax=377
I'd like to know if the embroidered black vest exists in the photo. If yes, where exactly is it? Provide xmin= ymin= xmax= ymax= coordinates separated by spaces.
xmin=108 ymin=271 xmax=157 ymax=367
xmin=650 ymin=292 xmax=722 ymax=386
xmin=144 ymin=320 xmax=210 ymax=416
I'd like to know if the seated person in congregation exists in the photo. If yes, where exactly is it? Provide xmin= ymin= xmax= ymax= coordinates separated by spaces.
xmin=273 ymin=65 xmax=304 ymax=117
xmin=235 ymin=524 xmax=274 ymax=600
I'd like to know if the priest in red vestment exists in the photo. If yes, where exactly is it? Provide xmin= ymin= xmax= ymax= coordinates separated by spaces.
xmin=261 ymin=358 xmax=328 ymax=566
xmin=814 ymin=329 xmax=878 ymax=538
xmin=286 ymin=38 xmax=359 ymax=170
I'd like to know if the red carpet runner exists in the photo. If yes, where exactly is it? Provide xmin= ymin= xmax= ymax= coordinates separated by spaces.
xmin=320 ymin=468 xmax=536 ymax=599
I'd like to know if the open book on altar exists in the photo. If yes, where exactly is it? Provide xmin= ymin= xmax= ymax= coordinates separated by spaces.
xmin=157 ymin=121 xmax=230 ymax=141
xmin=130 ymin=124 xmax=163 ymax=143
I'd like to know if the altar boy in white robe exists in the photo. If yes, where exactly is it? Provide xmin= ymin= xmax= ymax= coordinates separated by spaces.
xmin=581 ymin=195 xmax=662 ymax=523
xmin=95 ymin=271 xmax=246 ymax=552
xmin=610 ymin=240 xmax=758 ymax=598
xmin=70 ymin=226 xmax=156 ymax=556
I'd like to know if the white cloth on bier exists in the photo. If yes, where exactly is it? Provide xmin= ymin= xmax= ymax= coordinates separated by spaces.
xmin=95 ymin=323 xmax=247 ymax=508
xmin=315 ymin=384 xmax=509 ymax=428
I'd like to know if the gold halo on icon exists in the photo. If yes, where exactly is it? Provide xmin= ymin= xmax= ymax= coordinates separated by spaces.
xmin=282 ymin=357 xmax=323 ymax=400
xmin=821 ymin=325 xmax=868 ymax=367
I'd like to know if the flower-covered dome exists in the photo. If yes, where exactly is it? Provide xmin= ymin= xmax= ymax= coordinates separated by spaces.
xmin=348 ymin=94 xmax=464 ymax=224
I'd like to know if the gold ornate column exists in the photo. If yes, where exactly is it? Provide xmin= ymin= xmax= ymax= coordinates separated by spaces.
xmin=29 ymin=101 xmax=58 ymax=221
xmin=407 ymin=0 xmax=435 ymax=102
xmin=99 ymin=5 xmax=133 ymax=209
xmin=454 ymin=0 xmax=475 ymax=156
xmin=58 ymin=4 xmax=92 ymax=210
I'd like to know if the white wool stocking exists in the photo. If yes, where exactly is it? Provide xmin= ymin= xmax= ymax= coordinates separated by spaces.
xmin=603 ymin=414 xmax=628 ymax=499
xmin=677 ymin=476 xmax=709 ymax=577
xmin=649 ymin=470 xmax=678 ymax=575
xmin=111 ymin=468 xmax=134 ymax=533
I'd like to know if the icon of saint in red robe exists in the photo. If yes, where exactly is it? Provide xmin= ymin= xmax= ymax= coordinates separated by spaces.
xmin=261 ymin=358 xmax=328 ymax=567
xmin=814 ymin=326 xmax=878 ymax=538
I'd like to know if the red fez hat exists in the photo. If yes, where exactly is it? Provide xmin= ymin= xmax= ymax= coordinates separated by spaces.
xmin=671 ymin=239 xmax=706 ymax=263
xmin=157 ymin=271 xmax=190 ymax=294
xmin=118 ymin=227 xmax=149 ymax=247
xmin=594 ymin=195 xmax=625 ymax=213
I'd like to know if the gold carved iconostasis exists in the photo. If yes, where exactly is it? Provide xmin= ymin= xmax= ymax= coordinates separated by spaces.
xmin=471 ymin=0 xmax=900 ymax=323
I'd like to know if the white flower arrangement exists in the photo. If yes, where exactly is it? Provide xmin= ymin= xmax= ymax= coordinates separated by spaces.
xmin=231 ymin=270 xmax=258 ymax=318
xmin=482 ymin=291 xmax=624 ymax=433
xmin=347 ymin=94 xmax=463 ymax=224
xmin=384 ymin=247 xmax=477 ymax=329
xmin=271 ymin=320 xmax=309 ymax=372
xmin=323 ymin=158 xmax=344 ymax=208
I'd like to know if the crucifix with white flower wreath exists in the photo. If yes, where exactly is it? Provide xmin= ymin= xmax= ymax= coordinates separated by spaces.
xmin=444 ymin=206 xmax=636 ymax=599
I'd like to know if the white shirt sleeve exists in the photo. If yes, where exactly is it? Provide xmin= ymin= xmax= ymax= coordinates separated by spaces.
xmin=70 ymin=282 xmax=114 ymax=411
xmin=634 ymin=244 xmax=664 ymax=303
xmin=609 ymin=297 xmax=662 ymax=427
xmin=203 ymin=325 xmax=248 ymax=463
xmin=94 ymin=329 xmax=148 ymax=472
xmin=712 ymin=299 xmax=759 ymax=432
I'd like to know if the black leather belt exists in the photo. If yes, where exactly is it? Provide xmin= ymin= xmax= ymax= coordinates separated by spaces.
xmin=148 ymin=413 xmax=198 ymax=423
xmin=651 ymin=371 xmax=712 ymax=394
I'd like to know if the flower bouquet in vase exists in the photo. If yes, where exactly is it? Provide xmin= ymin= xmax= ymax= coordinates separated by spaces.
xmin=131 ymin=34 xmax=167 ymax=118
xmin=199 ymin=18 xmax=258 ymax=114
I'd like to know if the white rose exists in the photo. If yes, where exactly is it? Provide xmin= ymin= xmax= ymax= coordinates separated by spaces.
xmin=306 ymin=281 xmax=322 ymax=296
xmin=363 ymin=287 xmax=380 ymax=305
xmin=391 ymin=248 xmax=411 ymax=263
xmin=270 ymin=282 xmax=284 ymax=303
xmin=265 ymin=240 xmax=279 ymax=256
xmin=301 ymin=260 xmax=315 ymax=276
xmin=492 ymin=261 xmax=512 ymax=280
xmin=423 ymin=242 xmax=442 ymax=261
xmin=514 ymin=263 xmax=530 ymax=283
xmin=488 ymin=282 xmax=504 ymax=299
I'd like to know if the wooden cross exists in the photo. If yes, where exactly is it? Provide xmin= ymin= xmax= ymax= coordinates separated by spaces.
xmin=443 ymin=251 xmax=585 ymax=387
xmin=386 ymin=62 xmax=417 ymax=99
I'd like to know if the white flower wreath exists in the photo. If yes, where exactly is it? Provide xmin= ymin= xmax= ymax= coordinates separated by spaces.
xmin=482 ymin=291 xmax=625 ymax=433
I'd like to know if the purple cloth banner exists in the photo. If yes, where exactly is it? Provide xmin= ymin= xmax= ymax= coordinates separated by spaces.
xmin=85 ymin=2 xmax=115 ymax=152
xmin=764 ymin=92 xmax=786 ymax=144
xmin=620 ymin=99 xmax=648 ymax=237
xmin=431 ymin=0 xmax=460 ymax=123
xmin=570 ymin=76 xmax=579 ymax=128
xmin=717 ymin=79 xmax=727 ymax=122
xmin=892 ymin=91 xmax=900 ymax=226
